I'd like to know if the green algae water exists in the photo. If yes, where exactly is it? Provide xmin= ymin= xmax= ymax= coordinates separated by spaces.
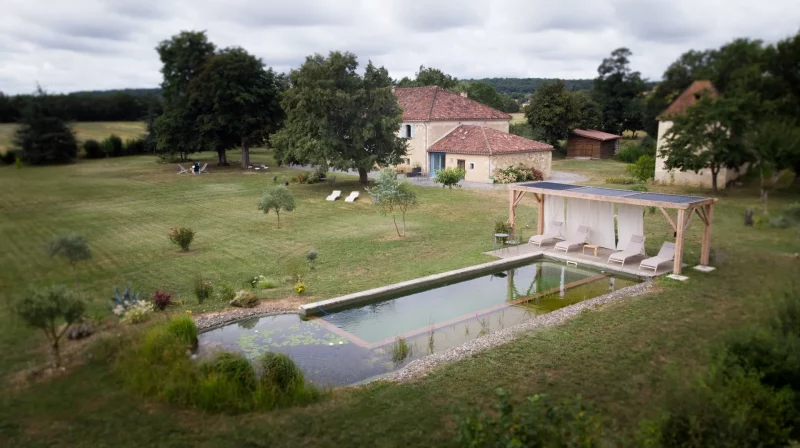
xmin=199 ymin=260 xmax=638 ymax=387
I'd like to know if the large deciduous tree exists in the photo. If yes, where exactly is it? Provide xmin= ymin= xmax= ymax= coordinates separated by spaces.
xmin=189 ymin=47 xmax=284 ymax=167
xmin=272 ymin=52 xmax=407 ymax=184
xmin=154 ymin=31 xmax=216 ymax=161
xmin=524 ymin=80 xmax=583 ymax=148
xmin=660 ymin=95 xmax=753 ymax=193
xmin=593 ymin=48 xmax=647 ymax=135
xmin=14 ymin=87 xmax=78 ymax=165
xmin=397 ymin=65 xmax=458 ymax=89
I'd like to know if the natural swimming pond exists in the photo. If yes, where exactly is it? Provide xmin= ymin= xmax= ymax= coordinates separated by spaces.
xmin=198 ymin=259 xmax=639 ymax=387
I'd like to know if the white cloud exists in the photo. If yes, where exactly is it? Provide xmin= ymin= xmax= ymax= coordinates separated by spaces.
xmin=0 ymin=0 xmax=798 ymax=94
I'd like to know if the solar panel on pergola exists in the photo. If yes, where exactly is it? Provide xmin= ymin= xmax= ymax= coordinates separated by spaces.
xmin=507 ymin=182 xmax=718 ymax=275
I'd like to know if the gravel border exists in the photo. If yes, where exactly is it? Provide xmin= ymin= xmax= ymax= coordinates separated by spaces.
xmin=195 ymin=307 xmax=300 ymax=333
xmin=374 ymin=280 xmax=653 ymax=383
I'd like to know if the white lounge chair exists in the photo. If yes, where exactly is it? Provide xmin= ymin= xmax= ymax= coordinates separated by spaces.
xmin=197 ymin=163 xmax=208 ymax=174
xmin=553 ymin=226 xmax=591 ymax=253
xmin=639 ymin=242 xmax=675 ymax=273
xmin=344 ymin=191 xmax=359 ymax=203
xmin=608 ymin=235 xmax=645 ymax=267
xmin=326 ymin=190 xmax=341 ymax=201
xmin=177 ymin=164 xmax=189 ymax=174
xmin=528 ymin=221 xmax=564 ymax=247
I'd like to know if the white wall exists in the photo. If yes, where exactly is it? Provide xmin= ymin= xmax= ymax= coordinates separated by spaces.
xmin=654 ymin=120 xmax=744 ymax=189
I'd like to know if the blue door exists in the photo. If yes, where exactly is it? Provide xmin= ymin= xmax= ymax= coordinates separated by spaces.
xmin=429 ymin=152 xmax=446 ymax=177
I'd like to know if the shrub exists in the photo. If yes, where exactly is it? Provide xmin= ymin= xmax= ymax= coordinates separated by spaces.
xmin=783 ymin=203 xmax=800 ymax=223
xmin=165 ymin=315 xmax=198 ymax=347
xmin=457 ymin=389 xmax=604 ymax=447
xmin=257 ymin=352 xmax=304 ymax=391
xmin=150 ymin=290 xmax=173 ymax=311
xmin=604 ymin=176 xmax=639 ymax=185
xmin=231 ymin=290 xmax=259 ymax=308
xmin=630 ymin=184 xmax=649 ymax=192
xmin=194 ymin=277 xmax=213 ymax=304
xmin=168 ymin=227 xmax=195 ymax=251
xmin=110 ymin=285 xmax=141 ymax=316
xmin=124 ymin=136 xmax=147 ymax=155
xmin=101 ymin=134 xmax=124 ymax=157
xmin=433 ymin=167 xmax=466 ymax=189
xmin=626 ymin=155 xmax=655 ymax=182
xmin=14 ymin=285 xmax=86 ymax=368
xmin=294 ymin=282 xmax=306 ymax=295
xmin=215 ymin=281 xmax=236 ymax=301
xmin=1 ymin=149 xmax=19 ymax=165
xmin=120 ymin=300 xmax=154 ymax=324
xmin=250 ymin=275 xmax=275 ymax=290
xmin=768 ymin=216 xmax=792 ymax=229
xmin=616 ymin=137 xmax=656 ymax=163
xmin=306 ymin=249 xmax=318 ymax=269
xmin=492 ymin=164 xmax=544 ymax=184
xmin=494 ymin=220 xmax=512 ymax=235
xmin=117 ymin=317 xmax=319 ymax=413
xmin=83 ymin=139 xmax=104 ymax=159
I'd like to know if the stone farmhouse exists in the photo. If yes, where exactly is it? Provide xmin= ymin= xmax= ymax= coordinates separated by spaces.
xmin=393 ymin=86 xmax=553 ymax=183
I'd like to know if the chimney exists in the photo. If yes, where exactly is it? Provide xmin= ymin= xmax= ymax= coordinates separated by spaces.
xmin=460 ymin=91 xmax=468 ymax=98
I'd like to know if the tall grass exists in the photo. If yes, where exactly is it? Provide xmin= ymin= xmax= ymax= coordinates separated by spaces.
xmin=391 ymin=336 xmax=410 ymax=363
xmin=116 ymin=316 xmax=319 ymax=413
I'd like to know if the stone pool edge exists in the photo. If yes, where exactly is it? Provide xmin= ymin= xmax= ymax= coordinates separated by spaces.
xmin=362 ymin=280 xmax=654 ymax=385
xmin=195 ymin=309 xmax=300 ymax=333
xmin=299 ymin=252 xmax=616 ymax=316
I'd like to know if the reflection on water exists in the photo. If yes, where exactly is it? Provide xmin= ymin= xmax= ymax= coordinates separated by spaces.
xmin=199 ymin=261 xmax=638 ymax=387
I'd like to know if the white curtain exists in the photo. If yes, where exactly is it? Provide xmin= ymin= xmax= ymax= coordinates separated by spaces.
xmin=566 ymin=198 xmax=616 ymax=250
xmin=617 ymin=204 xmax=645 ymax=251
xmin=544 ymin=195 xmax=565 ymax=235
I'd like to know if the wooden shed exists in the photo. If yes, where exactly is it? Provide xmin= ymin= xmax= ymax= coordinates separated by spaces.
xmin=567 ymin=129 xmax=622 ymax=159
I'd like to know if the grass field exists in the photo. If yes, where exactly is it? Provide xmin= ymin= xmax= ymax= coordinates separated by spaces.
xmin=0 ymin=121 xmax=146 ymax=152
xmin=510 ymin=112 xmax=526 ymax=124
xmin=1 ymin=152 xmax=799 ymax=447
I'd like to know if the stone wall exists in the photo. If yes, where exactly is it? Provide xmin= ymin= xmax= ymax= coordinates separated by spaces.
xmin=492 ymin=151 xmax=553 ymax=180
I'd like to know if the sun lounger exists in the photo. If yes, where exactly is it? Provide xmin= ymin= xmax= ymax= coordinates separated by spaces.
xmin=197 ymin=163 xmax=208 ymax=174
xmin=553 ymin=226 xmax=591 ymax=253
xmin=344 ymin=191 xmax=359 ymax=203
xmin=638 ymin=242 xmax=675 ymax=273
xmin=528 ymin=221 xmax=564 ymax=247
xmin=326 ymin=190 xmax=341 ymax=201
xmin=608 ymin=235 xmax=645 ymax=267
xmin=177 ymin=164 xmax=188 ymax=174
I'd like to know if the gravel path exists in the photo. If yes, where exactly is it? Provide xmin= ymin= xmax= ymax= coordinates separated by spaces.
xmin=375 ymin=280 xmax=653 ymax=383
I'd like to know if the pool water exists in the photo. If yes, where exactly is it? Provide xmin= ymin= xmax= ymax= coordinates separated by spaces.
xmin=198 ymin=260 xmax=638 ymax=387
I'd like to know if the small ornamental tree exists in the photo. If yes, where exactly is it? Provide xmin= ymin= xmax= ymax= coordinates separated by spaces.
xmin=367 ymin=168 xmax=418 ymax=237
xmin=168 ymin=227 xmax=195 ymax=251
xmin=433 ymin=167 xmax=466 ymax=189
xmin=258 ymin=186 xmax=296 ymax=226
xmin=48 ymin=234 xmax=92 ymax=288
xmin=14 ymin=285 xmax=86 ymax=368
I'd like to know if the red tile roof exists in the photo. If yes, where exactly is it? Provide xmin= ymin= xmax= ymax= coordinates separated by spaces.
xmin=428 ymin=125 xmax=553 ymax=155
xmin=658 ymin=80 xmax=719 ymax=120
xmin=571 ymin=129 xmax=621 ymax=141
xmin=393 ymin=86 xmax=511 ymax=121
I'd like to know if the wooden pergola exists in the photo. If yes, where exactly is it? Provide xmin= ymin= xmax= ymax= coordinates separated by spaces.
xmin=508 ymin=182 xmax=718 ymax=275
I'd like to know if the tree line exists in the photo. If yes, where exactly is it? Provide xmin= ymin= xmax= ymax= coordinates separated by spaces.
xmin=470 ymin=77 xmax=595 ymax=99
xmin=0 ymin=89 xmax=161 ymax=123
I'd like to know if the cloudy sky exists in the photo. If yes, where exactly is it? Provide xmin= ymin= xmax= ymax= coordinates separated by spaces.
xmin=1 ymin=0 xmax=798 ymax=94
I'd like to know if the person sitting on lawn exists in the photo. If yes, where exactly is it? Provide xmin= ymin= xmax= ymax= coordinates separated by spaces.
xmin=192 ymin=161 xmax=200 ymax=174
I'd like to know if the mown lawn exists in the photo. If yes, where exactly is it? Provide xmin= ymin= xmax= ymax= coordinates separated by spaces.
xmin=0 ymin=121 xmax=146 ymax=152
xmin=1 ymin=152 xmax=799 ymax=447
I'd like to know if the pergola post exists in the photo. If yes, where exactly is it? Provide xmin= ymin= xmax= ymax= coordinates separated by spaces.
xmin=537 ymin=194 xmax=545 ymax=235
xmin=509 ymin=189 xmax=517 ymax=229
xmin=673 ymin=208 xmax=686 ymax=275
xmin=700 ymin=204 xmax=714 ymax=265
